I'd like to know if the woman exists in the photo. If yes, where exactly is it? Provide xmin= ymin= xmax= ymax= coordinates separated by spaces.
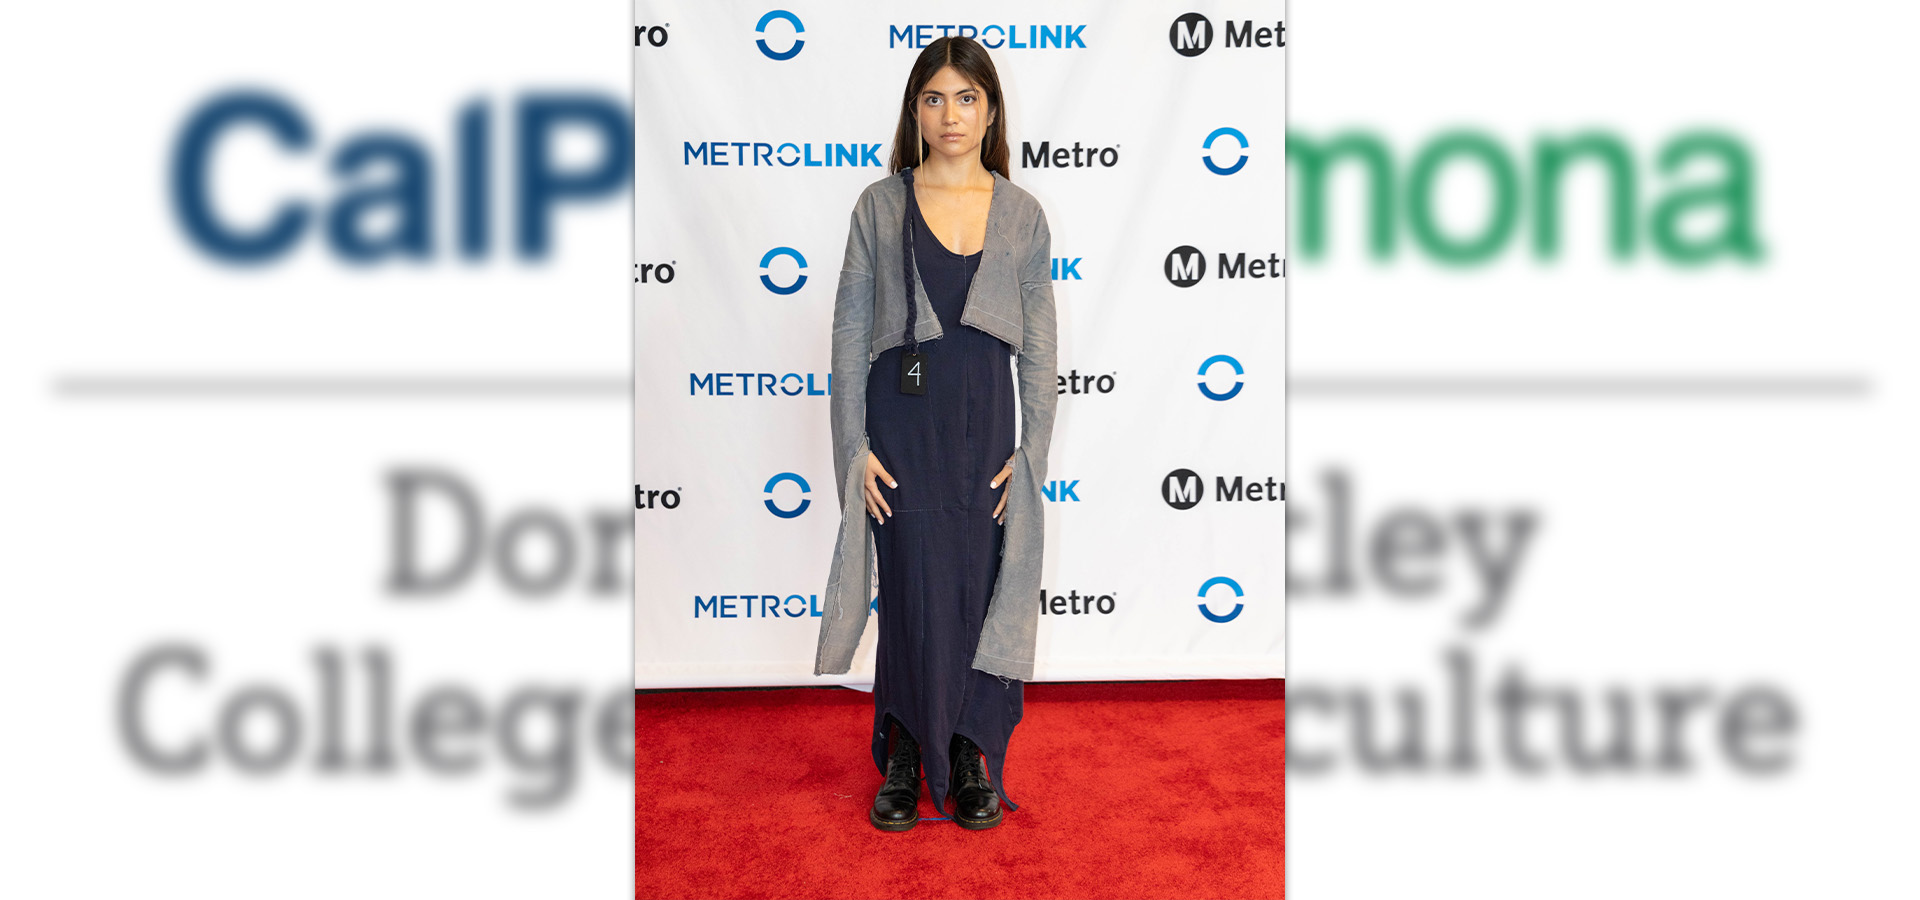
xmin=813 ymin=36 xmax=1058 ymax=832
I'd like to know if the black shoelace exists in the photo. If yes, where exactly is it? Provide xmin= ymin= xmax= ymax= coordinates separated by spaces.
xmin=951 ymin=739 xmax=989 ymax=789
xmin=887 ymin=735 xmax=920 ymax=780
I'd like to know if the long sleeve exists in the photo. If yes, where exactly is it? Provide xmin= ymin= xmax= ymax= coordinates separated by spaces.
xmin=829 ymin=196 xmax=876 ymax=501
xmin=1011 ymin=208 xmax=1058 ymax=486
xmin=816 ymin=194 xmax=878 ymax=675
xmin=972 ymin=206 xmax=1057 ymax=680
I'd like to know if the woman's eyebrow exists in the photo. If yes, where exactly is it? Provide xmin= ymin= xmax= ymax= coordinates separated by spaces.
xmin=920 ymin=87 xmax=980 ymax=97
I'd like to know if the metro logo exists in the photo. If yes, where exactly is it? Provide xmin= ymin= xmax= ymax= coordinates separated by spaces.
xmin=1224 ymin=21 xmax=1286 ymax=48
xmin=171 ymin=91 xmax=631 ymax=264
xmin=1021 ymin=141 xmax=1118 ymax=168
xmin=1161 ymin=469 xmax=1284 ymax=509
xmin=1169 ymin=13 xmax=1212 ymax=56
xmin=1163 ymin=469 xmax=1204 ymax=509
xmin=1038 ymin=588 xmax=1115 ymax=615
xmin=1165 ymin=246 xmax=1205 ymax=287
xmin=1164 ymin=246 xmax=1282 ymax=286
xmin=1170 ymin=16 xmax=1284 ymax=56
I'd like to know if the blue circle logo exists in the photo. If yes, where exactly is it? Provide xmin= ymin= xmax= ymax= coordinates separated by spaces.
xmin=763 ymin=472 xmax=811 ymax=518
xmin=1197 ymin=354 xmax=1244 ymax=401
xmin=759 ymin=246 xmax=808 ymax=295
xmin=1197 ymin=576 xmax=1245 ymax=623
xmin=755 ymin=10 xmax=805 ymax=60
xmin=1202 ymin=127 xmax=1249 ymax=175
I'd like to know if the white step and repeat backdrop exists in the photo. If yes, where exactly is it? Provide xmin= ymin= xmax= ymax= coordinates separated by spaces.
xmin=633 ymin=2 xmax=1288 ymax=687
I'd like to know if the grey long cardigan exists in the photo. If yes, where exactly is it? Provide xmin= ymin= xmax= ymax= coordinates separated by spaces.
xmin=813 ymin=168 xmax=1058 ymax=681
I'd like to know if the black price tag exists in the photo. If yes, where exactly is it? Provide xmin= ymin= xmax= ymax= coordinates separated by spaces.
xmin=899 ymin=351 xmax=928 ymax=395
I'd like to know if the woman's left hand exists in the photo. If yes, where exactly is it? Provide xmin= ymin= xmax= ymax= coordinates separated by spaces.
xmin=989 ymin=454 xmax=1015 ymax=524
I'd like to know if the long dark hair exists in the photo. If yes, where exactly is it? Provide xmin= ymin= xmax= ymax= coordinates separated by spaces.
xmin=887 ymin=36 xmax=1010 ymax=179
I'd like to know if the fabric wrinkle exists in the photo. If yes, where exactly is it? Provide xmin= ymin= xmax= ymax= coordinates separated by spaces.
xmin=817 ymin=169 xmax=1056 ymax=682
xmin=863 ymin=177 xmax=1022 ymax=815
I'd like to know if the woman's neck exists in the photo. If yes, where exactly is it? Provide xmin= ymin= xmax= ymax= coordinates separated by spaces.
xmin=916 ymin=152 xmax=992 ymax=190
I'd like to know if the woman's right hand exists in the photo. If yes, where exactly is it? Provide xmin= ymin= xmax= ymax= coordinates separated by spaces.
xmin=864 ymin=453 xmax=897 ymax=523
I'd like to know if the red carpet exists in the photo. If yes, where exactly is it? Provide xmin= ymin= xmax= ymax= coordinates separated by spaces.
xmin=635 ymin=680 xmax=1284 ymax=900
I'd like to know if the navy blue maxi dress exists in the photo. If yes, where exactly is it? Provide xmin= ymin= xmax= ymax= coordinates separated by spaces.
xmin=864 ymin=191 xmax=1023 ymax=816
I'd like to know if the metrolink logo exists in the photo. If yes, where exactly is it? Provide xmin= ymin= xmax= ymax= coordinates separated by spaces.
xmin=763 ymin=472 xmax=810 ymax=518
xmin=1042 ymin=480 xmax=1080 ymax=502
xmin=755 ymin=10 xmax=804 ymax=60
xmin=889 ymin=24 xmax=1087 ymax=50
xmin=171 ymin=91 xmax=631 ymax=265
xmin=1287 ymin=129 xmax=1765 ymax=265
xmin=1197 ymin=354 xmax=1244 ymax=401
xmin=1050 ymin=257 xmax=1082 ymax=280
xmin=1164 ymin=246 xmax=1285 ymax=287
xmin=1196 ymin=576 xmax=1246 ymax=623
xmin=1203 ymin=127 xmax=1250 ymax=175
xmin=1161 ymin=469 xmax=1285 ymax=510
xmin=1168 ymin=14 xmax=1286 ymax=56
xmin=689 ymin=372 xmax=831 ymax=396
xmin=694 ymin=593 xmax=822 ymax=618
xmin=1198 ymin=355 xmax=1244 ymax=399
xmin=760 ymin=246 xmax=807 ymax=294
xmin=683 ymin=141 xmax=882 ymax=168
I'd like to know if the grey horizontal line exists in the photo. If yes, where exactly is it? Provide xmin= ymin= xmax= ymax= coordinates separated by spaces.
xmin=54 ymin=375 xmax=630 ymax=398
xmin=52 ymin=373 xmax=1871 ymax=401
xmin=1291 ymin=375 xmax=1870 ymax=399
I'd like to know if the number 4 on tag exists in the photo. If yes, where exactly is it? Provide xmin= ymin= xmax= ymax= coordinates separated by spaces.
xmin=899 ymin=351 xmax=928 ymax=395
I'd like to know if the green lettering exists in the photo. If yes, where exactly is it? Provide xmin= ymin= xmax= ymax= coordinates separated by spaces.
xmin=1288 ymin=130 xmax=1395 ymax=260
xmin=1651 ymin=131 xmax=1764 ymax=265
xmin=1407 ymin=131 xmax=1518 ymax=265
xmin=1533 ymin=132 xmax=1635 ymax=260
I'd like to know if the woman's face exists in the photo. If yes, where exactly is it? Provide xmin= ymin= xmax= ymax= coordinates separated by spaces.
xmin=914 ymin=65 xmax=994 ymax=164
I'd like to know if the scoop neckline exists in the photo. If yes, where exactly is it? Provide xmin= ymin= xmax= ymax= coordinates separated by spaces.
xmin=914 ymin=204 xmax=984 ymax=260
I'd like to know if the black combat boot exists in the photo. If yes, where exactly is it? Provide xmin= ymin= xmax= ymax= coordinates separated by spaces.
xmin=948 ymin=734 xmax=1002 ymax=830
xmin=869 ymin=724 xmax=921 ymax=831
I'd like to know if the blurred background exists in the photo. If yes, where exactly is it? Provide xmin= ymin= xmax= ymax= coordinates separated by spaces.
xmin=5 ymin=1 xmax=1916 ymax=896
xmin=1287 ymin=1 xmax=1919 ymax=896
